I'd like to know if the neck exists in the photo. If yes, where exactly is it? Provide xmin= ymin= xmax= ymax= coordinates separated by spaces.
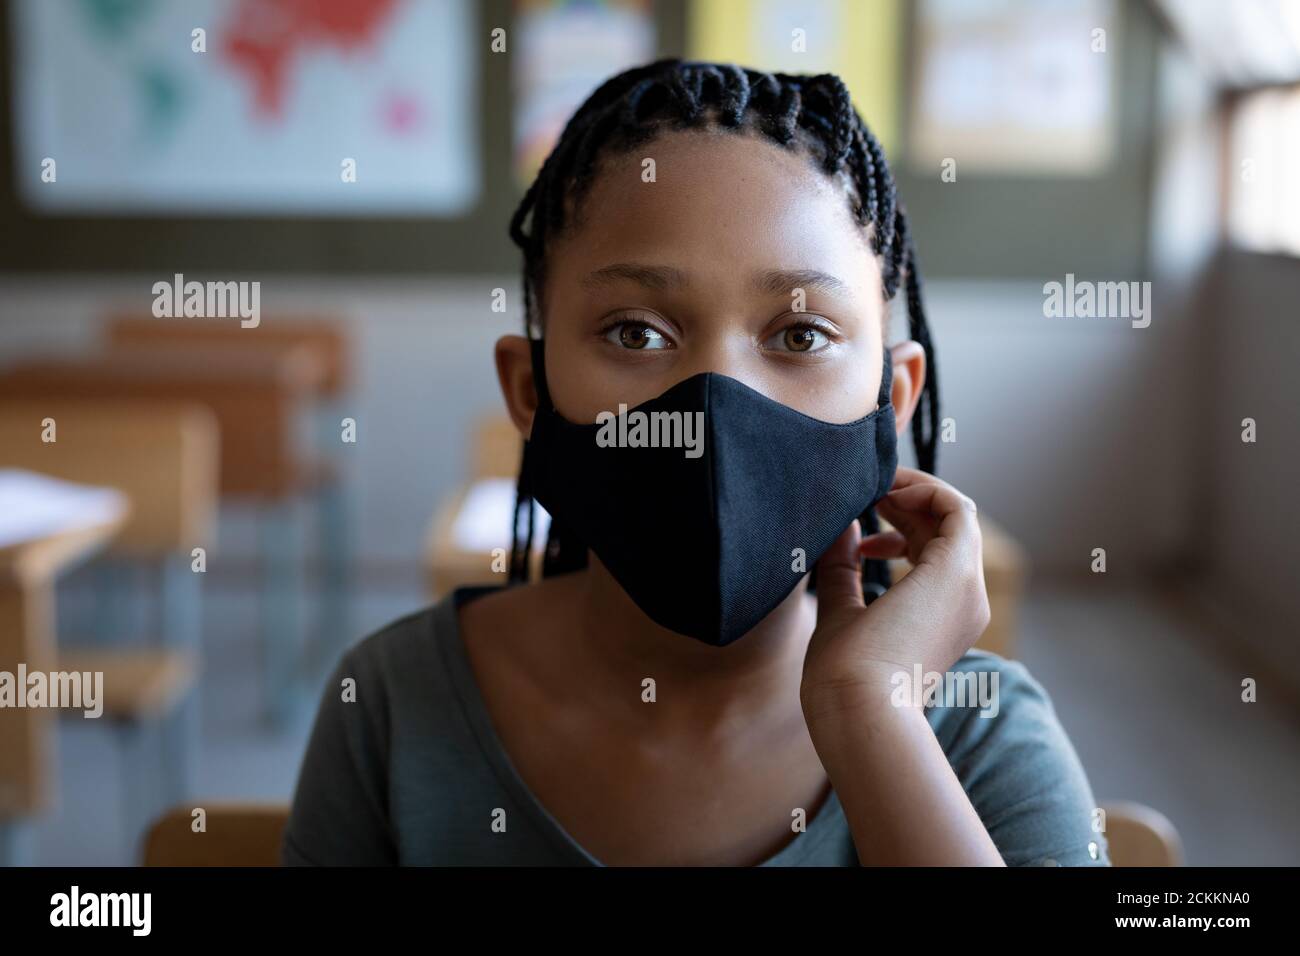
xmin=564 ymin=553 xmax=816 ymax=735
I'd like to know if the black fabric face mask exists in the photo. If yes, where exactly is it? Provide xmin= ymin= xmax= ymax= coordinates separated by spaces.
xmin=524 ymin=336 xmax=898 ymax=646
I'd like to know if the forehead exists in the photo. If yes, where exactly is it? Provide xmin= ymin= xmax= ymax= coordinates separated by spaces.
xmin=546 ymin=128 xmax=879 ymax=298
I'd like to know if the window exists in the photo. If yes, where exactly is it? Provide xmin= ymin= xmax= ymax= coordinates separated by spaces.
xmin=1227 ymin=85 xmax=1300 ymax=256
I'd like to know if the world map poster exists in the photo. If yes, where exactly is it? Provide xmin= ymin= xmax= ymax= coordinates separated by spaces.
xmin=13 ymin=0 xmax=479 ymax=215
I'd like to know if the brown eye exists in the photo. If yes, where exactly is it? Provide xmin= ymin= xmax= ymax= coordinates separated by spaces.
xmin=763 ymin=322 xmax=831 ymax=354
xmin=784 ymin=327 xmax=817 ymax=352
xmin=622 ymin=325 xmax=651 ymax=348
xmin=605 ymin=321 xmax=669 ymax=350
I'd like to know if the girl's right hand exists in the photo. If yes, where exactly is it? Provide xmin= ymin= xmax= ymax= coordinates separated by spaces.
xmin=801 ymin=467 xmax=992 ymax=713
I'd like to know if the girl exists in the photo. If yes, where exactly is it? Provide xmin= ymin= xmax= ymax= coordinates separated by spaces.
xmin=284 ymin=60 xmax=1109 ymax=867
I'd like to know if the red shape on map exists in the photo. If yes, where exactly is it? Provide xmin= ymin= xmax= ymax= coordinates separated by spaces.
xmin=221 ymin=0 xmax=400 ymax=119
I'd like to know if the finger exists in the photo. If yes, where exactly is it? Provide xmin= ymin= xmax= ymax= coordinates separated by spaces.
xmin=814 ymin=519 xmax=864 ymax=624
xmin=874 ymin=497 xmax=936 ymax=565
xmin=874 ymin=470 xmax=944 ymax=536
xmin=884 ymin=480 xmax=978 ymax=531
xmin=881 ymin=481 xmax=981 ymax=564
xmin=885 ymin=466 xmax=937 ymax=491
xmin=858 ymin=530 xmax=907 ymax=560
xmin=874 ymin=492 xmax=937 ymax=542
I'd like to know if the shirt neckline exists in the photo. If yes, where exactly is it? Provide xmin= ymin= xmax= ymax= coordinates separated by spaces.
xmin=433 ymin=584 xmax=845 ymax=867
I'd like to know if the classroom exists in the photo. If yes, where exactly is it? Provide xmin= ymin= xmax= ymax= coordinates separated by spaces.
xmin=0 ymin=0 xmax=1296 ymax=899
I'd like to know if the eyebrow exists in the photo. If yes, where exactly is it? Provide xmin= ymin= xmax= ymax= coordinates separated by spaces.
xmin=752 ymin=268 xmax=852 ymax=299
xmin=581 ymin=262 xmax=852 ymax=299
xmin=581 ymin=263 xmax=688 ymax=292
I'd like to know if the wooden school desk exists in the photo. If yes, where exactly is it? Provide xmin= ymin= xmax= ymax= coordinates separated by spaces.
xmin=0 ymin=347 xmax=324 ymax=495
xmin=0 ymin=400 xmax=219 ymax=843
xmin=103 ymin=317 xmax=356 ymax=681
xmin=105 ymin=315 xmax=350 ymax=399
xmin=0 ymin=346 xmax=328 ymax=727
xmin=0 ymin=473 xmax=127 ymax=866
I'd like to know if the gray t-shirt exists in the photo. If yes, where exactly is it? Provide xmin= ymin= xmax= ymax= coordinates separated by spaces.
xmin=282 ymin=585 xmax=1111 ymax=866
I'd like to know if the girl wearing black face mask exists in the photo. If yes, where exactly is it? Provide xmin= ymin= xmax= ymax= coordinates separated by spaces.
xmin=284 ymin=60 xmax=1109 ymax=869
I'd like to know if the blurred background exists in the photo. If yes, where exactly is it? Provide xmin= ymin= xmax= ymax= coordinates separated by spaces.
xmin=0 ymin=0 xmax=1297 ymax=866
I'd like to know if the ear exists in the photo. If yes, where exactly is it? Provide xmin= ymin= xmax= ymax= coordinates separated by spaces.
xmin=887 ymin=340 xmax=926 ymax=439
xmin=494 ymin=334 xmax=538 ymax=440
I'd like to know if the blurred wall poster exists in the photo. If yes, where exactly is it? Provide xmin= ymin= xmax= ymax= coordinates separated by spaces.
xmin=13 ymin=0 xmax=479 ymax=215
xmin=909 ymin=0 xmax=1115 ymax=175
xmin=686 ymin=0 xmax=901 ymax=156
xmin=513 ymin=0 xmax=656 ymax=186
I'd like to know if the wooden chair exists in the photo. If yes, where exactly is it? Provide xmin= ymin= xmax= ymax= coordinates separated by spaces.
xmin=0 ymin=349 xmax=339 ymax=727
xmin=0 ymin=400 xmax=218 ymax=557
xmin=142 ymin=803 xmax=289 ymax=866
xmin=0 ymin=347 xmax=323 ymax=498
xmin=0 ymin=483 xmax=128 ymax=865
xmin=105 ymin=314 xmax=350 ymax=399
xmin=1100 ymin=800 xmax=1184 ymax=866
xmin=0 ymin=401 xmax=220 ymax=853
xmin=467 ymin=415 xmax=525 ymax=480
xmin=424 ymin=416 xmax=538 ymax=596
xmin=138 ymin=799 xmax=1182 ymax=866
xmin=0 ymin=399 xmax=218 ymax=651
xmin=103 ymin=317 xmax=358 ymax=688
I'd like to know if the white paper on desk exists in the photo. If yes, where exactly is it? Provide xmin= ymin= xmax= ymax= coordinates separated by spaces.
xmin=450 ymin=477 xmax=551 ymax=553
xmin=0 ymin=468 xmax=128 ymax=549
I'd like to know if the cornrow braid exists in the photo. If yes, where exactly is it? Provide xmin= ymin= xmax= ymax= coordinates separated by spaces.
xmin=506 ymin=59 xmax=940 ymax=600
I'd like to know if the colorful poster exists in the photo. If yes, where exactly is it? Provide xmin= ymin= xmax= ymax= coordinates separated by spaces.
xmin=687 ymin=0 xmax=901 ymax=156
xmin=14 ymin=0 xmax=479 ymax=215
xmin=513 ymin=0 xmax=656 ymax=186
xmin=909 ymin=0 xmax=1115 ymax=175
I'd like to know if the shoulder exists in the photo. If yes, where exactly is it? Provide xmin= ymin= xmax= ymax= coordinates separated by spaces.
xmin=924 ymin=648 xmax=1057 ymax=740
xmin=281 ymin=598 xmax=457 ymax=866
xmin=334 ymin=578 xmax=576 ymax=717
xmin=282 ymin=583 xmax=572 ymax=866
xmin=924 ymin=649 xmax=1112 ymax=866
xmin=336 ymin=602 xmax=445 ymax=698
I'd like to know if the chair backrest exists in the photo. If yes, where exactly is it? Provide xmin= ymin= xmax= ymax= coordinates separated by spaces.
xmin=106 ymin=314 xmax=350 ymax=397
xmin=0 ymin=349 xmax=320 ymax=498
xmin=0 ymin=400 xmax=218 ymax=558
xmin=471 ymin=415 xmax=524 ymax=479
xmin=142 ymin=803 xmax=290 ymax=866
xmin=1101 ymin=800 xmax=1183 ymax=866
xmin=140 ymin=799 xmax=1182 ymax=866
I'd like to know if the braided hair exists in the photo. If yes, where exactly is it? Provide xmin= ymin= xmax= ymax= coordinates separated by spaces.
xmin=506 ymin=59 xmax=940 ymax=598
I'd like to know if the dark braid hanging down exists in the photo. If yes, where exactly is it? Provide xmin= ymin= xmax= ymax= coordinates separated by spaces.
xmin=506 ymin=58 xmax=941 ymax=598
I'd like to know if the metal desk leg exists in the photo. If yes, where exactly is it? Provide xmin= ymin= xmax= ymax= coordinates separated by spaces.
xmin=259 ymin=499 xmax=302 ymax=729
xmin=0 ymin=819 xmax=35 ymax=867
xmin=315 ymin=477 xmax=353 ymax=677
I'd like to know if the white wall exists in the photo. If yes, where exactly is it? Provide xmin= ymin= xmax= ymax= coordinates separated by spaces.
xmin=908 ymin=279 xmax=1195 ymax=578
